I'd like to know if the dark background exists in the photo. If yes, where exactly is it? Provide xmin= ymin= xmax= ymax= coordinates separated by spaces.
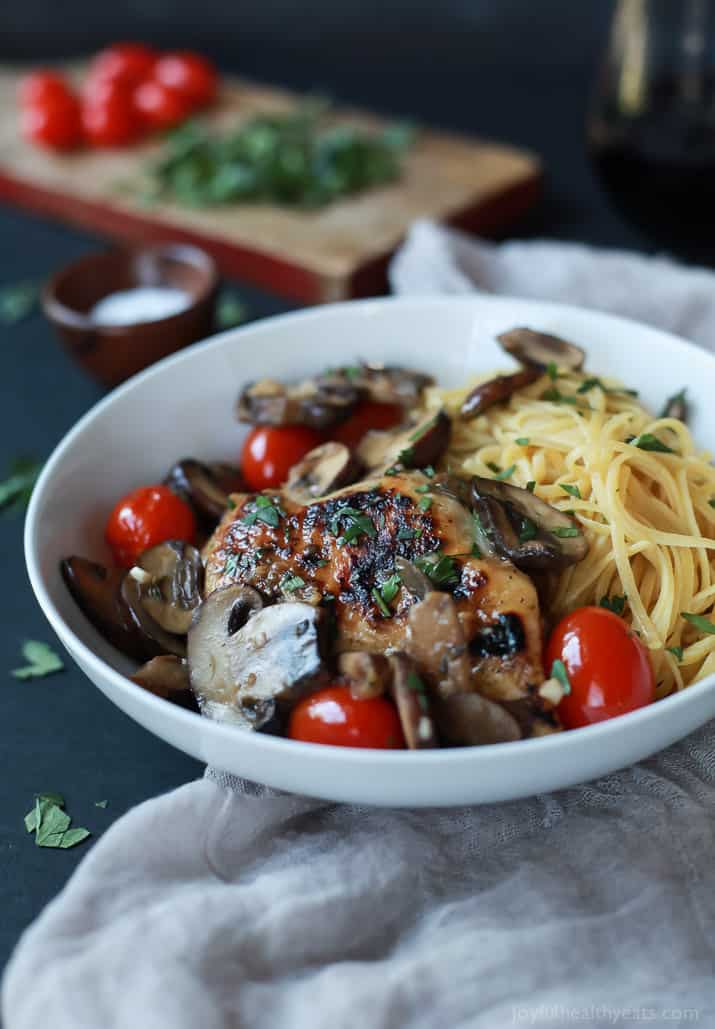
xmin=1 ymin=0 xmax=646 ymax=980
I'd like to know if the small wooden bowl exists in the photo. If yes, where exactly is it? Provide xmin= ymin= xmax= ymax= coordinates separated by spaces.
xmin=42 ymin=244 xmax=219 ymax=388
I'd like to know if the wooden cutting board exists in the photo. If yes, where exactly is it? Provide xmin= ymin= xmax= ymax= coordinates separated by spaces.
xmin=0 ymin=67 xmax=541 ymax=303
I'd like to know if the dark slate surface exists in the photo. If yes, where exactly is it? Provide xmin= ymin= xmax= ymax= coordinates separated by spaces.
xmin=0 ymin=0 xmax=652 ymax=976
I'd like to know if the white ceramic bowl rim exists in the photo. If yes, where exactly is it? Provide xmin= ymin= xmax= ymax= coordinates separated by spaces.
xmin=24 ymin=296 xmax=715 ymax=775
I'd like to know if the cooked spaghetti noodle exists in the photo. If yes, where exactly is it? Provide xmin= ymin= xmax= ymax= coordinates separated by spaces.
xmin=424 ymin=369 xmax=715 ymax=698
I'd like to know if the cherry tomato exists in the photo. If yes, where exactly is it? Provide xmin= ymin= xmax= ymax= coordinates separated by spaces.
xmin=21 ymin=93 xmax=83 ymax=150
xmin=82 ymin=85 xmax=142 ymax=147
xmin=133 ymin=79 xmax=191 ymax=130
xmin=87 ymin=43 xmax=157 ymax=90
xmin=105 ymin=484 xmax=196 ymax=567
xmin=330 ymin=401 xmax=404 ymax=449
xmin=18 ymin=70 xmax=73 ymax=108
xmin=241 ymin=425 xmax=323 ymax=491
xmin=154 ymin=52 xmax=218 ymax=108
xmin=545 ymin=606 xmax=655 ymax=729
xmin=289 ymin=685 xmax=406 ymax=748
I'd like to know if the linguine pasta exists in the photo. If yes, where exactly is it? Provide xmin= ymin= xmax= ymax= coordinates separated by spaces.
xmin=424 ymin=369 xmax=715 ymax=698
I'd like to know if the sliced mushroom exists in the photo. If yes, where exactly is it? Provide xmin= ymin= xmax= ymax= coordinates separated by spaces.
xmin=341 ymin=364 xmax=433 ymax=406
xmin=497 ymin=327 xmax=585 ymax=372
xmin=237 ymin=376 xmax=358 ymax=429
xmin=394 ymin=556 xmax=432 ymax=600
xmin=133 ymin=541 xmax=204 ymax=634
xmin=121 ymin=574 xmax=187 ymax=658
xmin=471 ymin=476 xmax=588 ymax=571
xmin=188 ymin=587 xmax=326 ymax=729
xmin=357 ymin=409 xmax=451 ymax=473
xmin=61 ymin=556 xmax=149 ymax=662
xmin=284 ymin=442 xmax=362 ymax=505
xmin=406 ymin=591 xmax=472 ymax=699
xmin=387 ymin=653 xmax=439 ymax=748
xmin=338 ymin=651 xmax=391 ymax=699
xmin=165 ymin=459 xmax=244 ymax=524
xmin=435 ymin=692 xmax=522 ymax=745
xmin=130 ymin=655 xmax=198 ymax=711
xmin=460 ymin=367 xmax=540 ymax=420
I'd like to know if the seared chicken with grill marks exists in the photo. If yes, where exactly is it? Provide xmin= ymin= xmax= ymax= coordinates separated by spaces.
xmin=203 ymin=470 xmax=546 ymax=702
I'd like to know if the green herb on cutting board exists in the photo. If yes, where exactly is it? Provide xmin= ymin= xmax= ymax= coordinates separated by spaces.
xmin=0 ymin=281 xmax=38 ymax=324
xmin=11 ymin=641 xmax=64 ymax=680
xmin=24 ymin=793 xmax=91 ymax=849
xmin=0 ymin=456 xmax=43 ymax=514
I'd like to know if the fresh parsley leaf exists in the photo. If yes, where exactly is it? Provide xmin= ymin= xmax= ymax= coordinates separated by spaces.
xmin=280 ymin=574 xmax=305 ymax=592
xmin=630 ymin=433 xmax=676 ymax=454
xmin=241 ymin=495 xmax=283 ymax=528
xmin=546 ymin=361 xmax=559 ymax=381
xmin=422 ymin=465 xmax=435 ymax=478
xmin=406 ymin=670 xmax=430 ymax=712
xmin=384 ymin=466 xmax=399 ymax=476
xmin=682 ymin=612 xmax=715 ymax=635
xmin=379 ymin=573 xmax=402 ymax=605
xmin=666 ymin=646 xmax=684 ymax=662
xmin=24 ymin=793 xmax=91 ymax=850
xmin=24 ymin=793 xmax=64 ymax=832
xmin=552 ymin=526 xmax=580 ymax=538
xmin=396 ymin=527 xmax=418 ymax=541
xmin=515 ymin=437 xmax=530 ymax=446
xmin=541 ymin=388 xmax=578 ymax=405
xmin=60 ymin=828 xmax=91 ymax=849
xmin=215 ymin=291 xmax=248 ymax=330
xmin=94 ymin=799 xmax=108 ymax=809
xmin=397 ymin=446 xmax=415 ymax=467
xmin=226 ymin=497 xmax=237 ymax=510
xmin=371 ymin=587 xmax=391 ymax=617
xmin=526 ymin=481 xmax=536 ymax=493
xmin=560 ymin=483 xmax=581 ymax=499
xmin=414 ymin=484 xmax=431 ymax=494
xmin=329 ymin=506 xmax=376 ymax=544
xmin=36 ymin=804 xmax=71 ymax=847
xmin=414 ymin=552 xmax=460 ymax=588
xmin=494 ymin=464 xmax=516 ymax=481
xmin=550 ymin=659 xmax=571 ymax=695
xmin=709 ymin=498 xmax=715 ymax=510
xmin=418 ymin=495 xmax=432 ymax=512
xmin=0 ymin=457 xmax=43 ymax=514
xmin=600 ymin=594 xmax=626 ymax=616
xmin=408 ymin=414 xmax=439 ymax=443
xmin=518 ymin=517 xmax=538 ymax=542
xmin=486 ymin=462 xmax=501 ymax=474
xmin=11 ymin=640 xmax=64 ymax=680
xmin=0 ymin=281 xmax=37 ymax=324
xmin=577 ymin=376 xmax=638 ymax=397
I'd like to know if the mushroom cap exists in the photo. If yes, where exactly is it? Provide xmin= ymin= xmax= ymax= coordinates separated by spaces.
xmin=497 ymin=327 xmax=585 ymax=372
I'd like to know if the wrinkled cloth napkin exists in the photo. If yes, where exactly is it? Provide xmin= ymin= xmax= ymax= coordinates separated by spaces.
xmin=5 ymin=222 xmax=715 ymax=1029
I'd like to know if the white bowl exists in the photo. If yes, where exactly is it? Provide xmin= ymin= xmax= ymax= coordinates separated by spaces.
xmin=25 ymin=296 xmax=715 ymax=807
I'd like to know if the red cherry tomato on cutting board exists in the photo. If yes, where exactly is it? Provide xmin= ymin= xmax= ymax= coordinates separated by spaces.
xmin=154 ymin=52 xmax=218 ymax=108
xmin=241 ymin=425 xmax=323 ymax=491
xmin=545 ymin=606 xmax=655 ymax=729
xmin=21 ymin=91 xmax=83 ymax=150
xmin=105 ymin=484 xmax=196 ymax=567
xmin=289 ymin=686 xmax=406 ymax=748
xmin=82 ymin=83 xmax=143 ymax=147
xmin=87 ymin=43 xmax=157 ymax=89
xmin=330 ymin=401 xmax=404 ymax=450
xmin=133 ymin=78 xmax=191 ymax=129
xmin=18 ymin=70 xmax=74 ymax=108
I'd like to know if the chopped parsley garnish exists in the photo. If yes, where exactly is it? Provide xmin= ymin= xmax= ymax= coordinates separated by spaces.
xmin=659 ymin=387 xmax=687 ymax=419
xmin=682 ymin=612 xmax=715 ymax=635
xmin=241 ymin=494 xmax=284 ymax=528
xmin=600 ymin=594 xmax=626 ymax=616
xmin=541 ymin=388 xmax=578 ymax=405
xmin=280 ymin=574 xmax=305 ymax=592
xmin=371 ymin=588 xmax=391 ymax=617
xmin=422 ymin=465 xmax=435 ymax=478
xmin=11 ymin=641 xmax=64 ymax=680
xmin=577 ymin=377 xmax=638 ymax=397
xmin=315 ymin=558 xmax=329 ymax=568
xmin=397 ymin=526 xmax=419 ymax=541
xmin=329 ymin=506 xmax=377 ymax=544
xmin=546 ymin=361 xmax=559 ymax=381
xmin=406 ymin=670 xmax=430 ymax=712
xmin=215 ymin=291 xmax=248 ymax=329
xmin=379 ymin=573 xmax=402 ymax=605
xmin=94 ymin=799 xmax=109 ymax=809
xmin=518 ymin=517 xmax=538 ymax=542
xmin=384 ymin=466 xmax=400 ymax=476
xmin=0 ymin=457 xmax=43 ymax=514
xmin=408 ymin=414 xmax=439 ymax=443
xmin=560 ymin=483 xmax=581 ymax=499
xmin=397 ymin=446 xmax=415 ymax=467
xmin=666 ymin=646 xmax=684 ymax=662
xmin=709 ymin=498 xmax=715 ymax=510
xmin=226 ymin=497 xmax=237 ymax=510
xmin=24 ymin=793 xmax=90 ymax=850
xmin=515 ymin=437 xmax=530 ymax=446
xmin=414 ymin=552 xmax=460 ymax=588
xmin=414 ymin=484 xmax=431 ymax=494
xmin=630 ymin=433 xmax=676 ymax=454
xmin=552 ymin=526 xmax=580 ymax=538
xmin=486 ymin=462 xmax=501 ymax=474
xmin=550 ymin=659 xmax=571 ymax=695
xmin=418 ymin=495 xmax=432 ymax=512
xmin=0 ymin=281 xmax=38 ymax=324
xmin=526 ymin=481 xmax=536 ymax=493
xmin=494 ymin=464 xmax=516 ymax=481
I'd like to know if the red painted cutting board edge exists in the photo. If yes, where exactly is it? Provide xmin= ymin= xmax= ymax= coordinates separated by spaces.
xmin=0 ymin=167 xmax=541 ymax=303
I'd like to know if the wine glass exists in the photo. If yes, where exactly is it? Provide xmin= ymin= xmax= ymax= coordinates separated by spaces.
xmin=587 ymin=0 xmax=715 ymax=260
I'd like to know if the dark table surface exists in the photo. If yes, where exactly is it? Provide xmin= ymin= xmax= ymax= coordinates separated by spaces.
xmin=0 ymin=0 xmax=654 ymax=978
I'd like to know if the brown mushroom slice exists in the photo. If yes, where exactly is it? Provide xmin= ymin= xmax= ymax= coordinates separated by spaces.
xmin=435 ymin=692 xmax=521 ymax=745
xmin=357 ymin=409 xmax=451 ymax=473
xmin=237 ymin=376 xmax=358 ymax=429
xmin=497 ymin=327 xmax=585 ymax=372
xmin=461 ymin=367 xmax=540 ymax=420
xmin=121 ymin=574 xmax=187 ymax=658
xmin=61 ymin=556 xmax=149 ymax=662
xmin=338 ymin=651 xmax=391 ymax=699
xmin=394 ymin=556 xmax=432 ymax=600
xmin=471 ymin=476 xmax=589 ymax=571
xmin=352 ymin=364 xmax=433 ymax=406
xmin=284 ymin=442 xmax=363 ymax=505
xmin=132 ymin=541 xmax=204 ymax=635
xmin=130 ymin=655 xmax=198 ymax=711
xmin=165 ymin=459 xmax=243 ymax=524
xmin=406 ymin=591 xmax=472 ymax=699
xmin=387 ymin=653 xmax=439 ymax=749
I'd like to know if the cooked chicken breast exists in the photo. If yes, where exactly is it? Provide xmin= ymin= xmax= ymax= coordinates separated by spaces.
xmin=203 ymin=471 xmax=546 ymax=699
